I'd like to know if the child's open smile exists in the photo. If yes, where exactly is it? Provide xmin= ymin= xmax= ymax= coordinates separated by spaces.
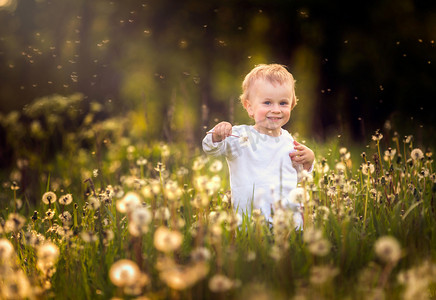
xmin=244 ymin=78 xmax=294 ymax=137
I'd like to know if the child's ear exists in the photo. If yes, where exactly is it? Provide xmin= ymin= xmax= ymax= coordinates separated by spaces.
xmin=243 ymin=99 xmax=254 ymax=118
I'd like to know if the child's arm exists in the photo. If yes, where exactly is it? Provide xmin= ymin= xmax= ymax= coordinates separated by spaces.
xmin=289 ymin=140 xmax=315 ymax=171
xmin=203 ymin=121 xmax=234 ymax=157
xmin=211 ymin=121 xmax=233 ymax=143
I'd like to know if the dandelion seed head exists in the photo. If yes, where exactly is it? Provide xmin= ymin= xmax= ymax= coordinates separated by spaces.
xmin=87 ymin=196 xmax=101 ymax=210
xmin=109 ymin=259 xmax=141 ymax=287
xmin=59 ymin=211 xmax=72 ymax=226
xmin=42 ymin=191 xmax=57 ymax=205
xmin=303 ymin=227 xmax=323 ymax=244
xmin=192 ymin=156 xmax=208 ymax=171
xmin=339 ymin=147 xmax=348 ymax=155
xmin=404 ymin=135 xmax=413 ymax=143
xmin=191 ymin=247 xmax=211 ymax=262
xmin=80 ymin=231 xmax=98 ymax=243
xmin=410 ymin=148 xmax=424 ymax=161
xmin=209 ymin=159 xmax=223 ymax=173
xmin=117 ymin=191 xmax=141 ymax=213
xmin=209 ymin=274 xmax=240 ymax=293
xmin=37 ymin=242 xmax=60 ymax=263
xmin=136 ymin=156 xmax=148 ymax=166
xmin=374 ymin=236 xmax=402 ymax=264
xmin=308 ymin=238 xmax=331 ymax=256
xmin=165 ymin=180 xmax=183 ymax=201
xmin=310 ymin=265 xmax=339 ymax=285
xmin=153 ymin=226 xmax=183 ymax=253
xmin=0 ymin=238 xmax=15 ymax=259
xmin=59 ymin=194 xmax=73 ymax=205
xmin=154 ymin=207 xmax=171 ymax=220
xmin=288 ymin=187 xmax=309 ymax=205
xmin=5 ymin=213 xmax=26 ymax=233
xmin=361 ymin=162 xmax=375 ymax=175
xmin=45 ymin=209 xmax=55 ymax=220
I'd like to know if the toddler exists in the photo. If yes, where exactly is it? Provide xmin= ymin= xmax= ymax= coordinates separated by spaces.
xmin=202 ymin=64 xmax=314 ymax=229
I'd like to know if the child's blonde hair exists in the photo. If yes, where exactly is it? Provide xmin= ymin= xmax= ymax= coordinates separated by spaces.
xmin=240 ymin=64 xmax=298 ymax=109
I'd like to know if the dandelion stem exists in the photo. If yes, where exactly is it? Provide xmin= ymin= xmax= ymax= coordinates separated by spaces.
xmin=206 ymin=131 xmax=239 ymax=138
xmin=377 ymin=140 xmax=385 ymax=175
xmin=363 ymin=172 xmax=370 ymax=226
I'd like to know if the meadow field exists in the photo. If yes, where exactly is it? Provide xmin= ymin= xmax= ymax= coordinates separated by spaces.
xmin=0 ymin=95 xmax=435 ymax=299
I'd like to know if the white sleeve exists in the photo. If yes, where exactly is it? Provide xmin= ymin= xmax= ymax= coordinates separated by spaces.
xmin=202 ymin=130 xmax=226 ymax=157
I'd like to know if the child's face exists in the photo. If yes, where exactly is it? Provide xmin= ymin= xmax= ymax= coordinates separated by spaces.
xmin=244 ymin=79 xmax=293 ymax=136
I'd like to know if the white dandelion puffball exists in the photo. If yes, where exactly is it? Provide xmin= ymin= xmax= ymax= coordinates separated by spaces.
xmin=42 ymin=191 xmax=57 ymax=205
xmin=374 ymin=236 xmax=402 ymax=264
xmin=109 ymin=259 xmax=141 ymax=287
xmin=153 ymin=226 xmax=183 ymax=253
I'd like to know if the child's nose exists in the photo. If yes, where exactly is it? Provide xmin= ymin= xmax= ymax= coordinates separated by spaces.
xmin=271 ymin=104 xmax=281 ymax=112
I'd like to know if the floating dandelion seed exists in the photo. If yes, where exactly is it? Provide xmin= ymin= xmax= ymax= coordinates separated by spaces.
xmin=109 ymin=259 xmax=141 ymax=287
xmin=153 ymin=226 xmax=183 ymax=253
xmin=42 ymin=191 xmax=57 ymax=205
xmin=374 ymin=236 xmax=402 ymax=264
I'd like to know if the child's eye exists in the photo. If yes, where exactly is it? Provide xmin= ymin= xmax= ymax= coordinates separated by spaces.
xmin=280 ymin=101 xmax=289 ymax=106
xmin=264 ymin=101 xmax=271 ymax=105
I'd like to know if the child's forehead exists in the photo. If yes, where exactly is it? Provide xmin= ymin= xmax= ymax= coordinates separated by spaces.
xmin=250 ymin=77 xmax=291 ymax=89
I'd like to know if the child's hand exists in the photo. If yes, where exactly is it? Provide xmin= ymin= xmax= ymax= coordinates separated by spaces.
xmin=289 ymin=140 xmax=315 ymax=171
xmin=212 ymin=121 xmax=233 ymax=143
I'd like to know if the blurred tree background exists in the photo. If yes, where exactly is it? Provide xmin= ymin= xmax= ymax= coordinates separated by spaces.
xmin=1 ymin=0 xmax=435 ymax=160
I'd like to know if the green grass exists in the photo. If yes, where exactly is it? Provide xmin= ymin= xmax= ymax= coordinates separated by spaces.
xmin=0 ymin=98 xmax=435 ymax=299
